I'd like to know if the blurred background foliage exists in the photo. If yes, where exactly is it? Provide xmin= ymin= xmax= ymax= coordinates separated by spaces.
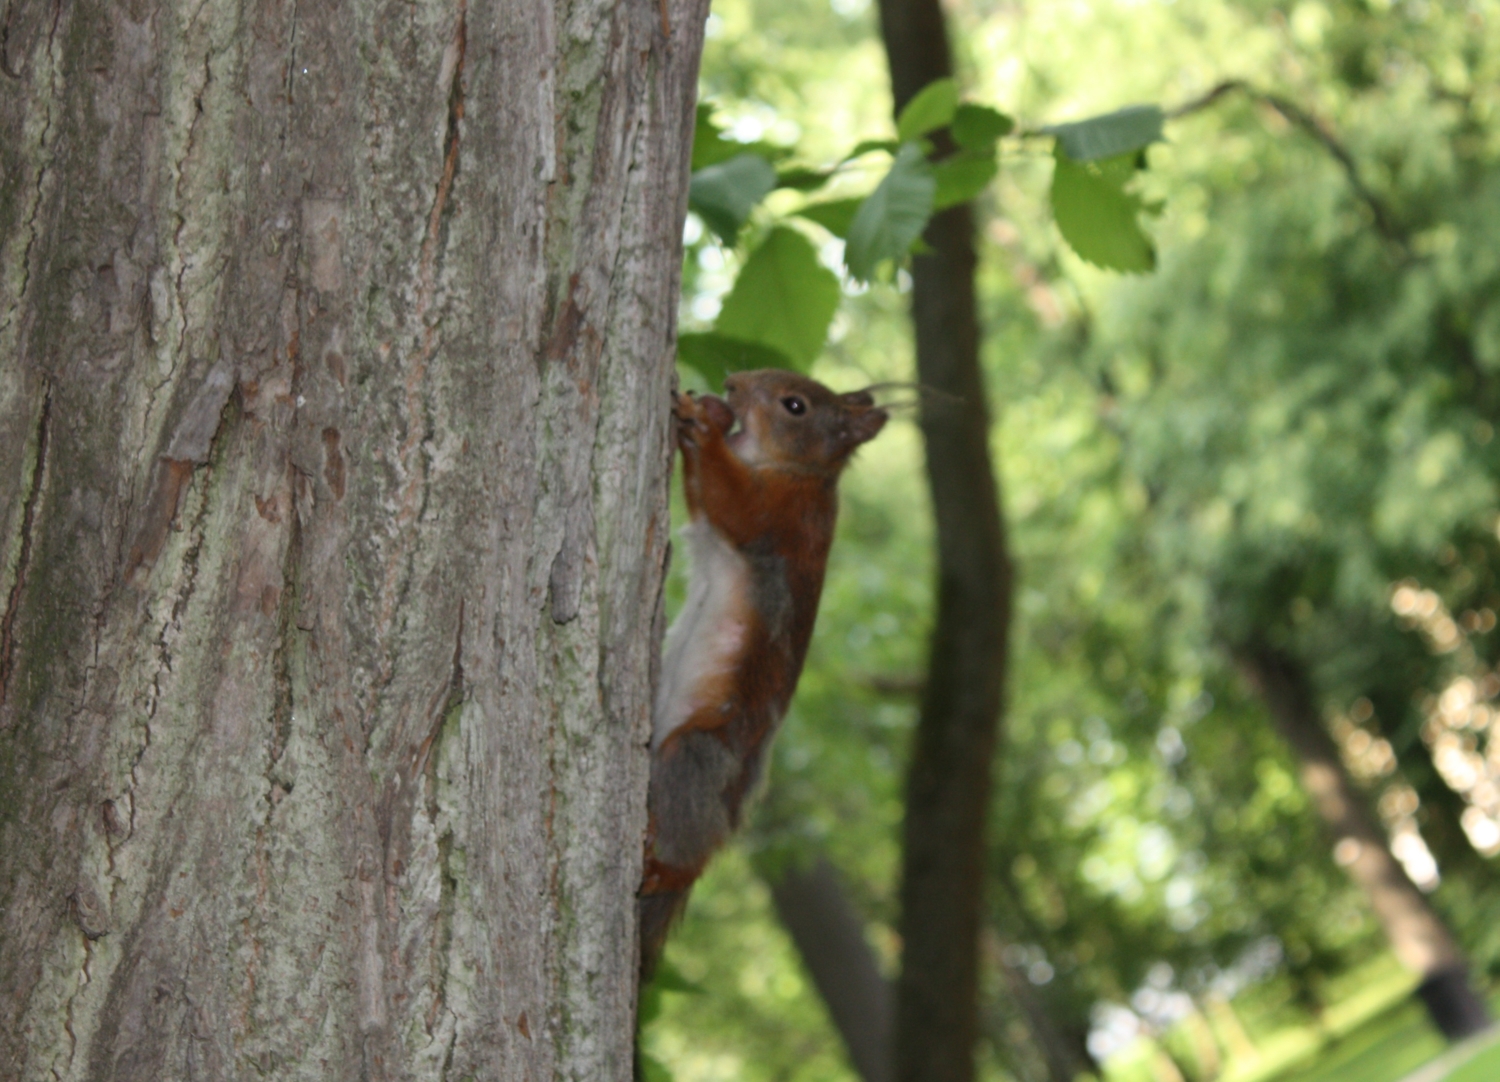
xmin=645 ymin=0 xmax=1500 ymax=1079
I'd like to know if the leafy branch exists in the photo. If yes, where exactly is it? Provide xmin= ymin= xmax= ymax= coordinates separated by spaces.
xmin=678 ymin=83 xmax=1159 ymax=384
xmin=678 ymin=76 xmax=1402 ymax=385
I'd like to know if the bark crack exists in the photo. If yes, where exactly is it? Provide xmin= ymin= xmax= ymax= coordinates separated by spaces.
xmin=56 ymin=936 xmax=93 ymax=1078
xmin=430 ymin=816 xmax=460 ymax=1075
xmin=268 ymin=480 xmax=301 ymax=775
xmin=169 ymin=51 xmax=217 ymax=371
xmin=0 ymin=0 xmax=23 ymax=80
xmin=127 ymin=402 xmax=229 ymax=837
xmin=0 ymin=383 xmax=52 ymax=710
xmin=415 ymin=600 xmax=464 ymax=781
xmin=416 ymin=0 xmax=465 ymax=314
xmin=436 ymin=1006 xmax=459 ymax=1081
xmin=370 ymin=0 xmax=466 ymax=695
xmin=283 ymin=0 xmax=299 ymax=107
xmin=0 ymin=0 xmax=63 ymax=346
xmin=136 ymin=43 xmax=220 ymax=461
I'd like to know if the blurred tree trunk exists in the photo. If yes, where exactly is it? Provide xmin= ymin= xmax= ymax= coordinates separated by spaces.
xmin=1236 ymin=643 xmax=1492 ymax=1042
xmin=875 ymin=2 xmax=1015 ymax=1080
xmin=768 ymin=857 xmax=893 ymax=1082
xmin=0 ymin=0 xmax=707 ymax=1076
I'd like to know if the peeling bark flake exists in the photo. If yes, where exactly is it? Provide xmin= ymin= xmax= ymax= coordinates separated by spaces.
xmin=321 ymin=426 xmax=345 ymax=499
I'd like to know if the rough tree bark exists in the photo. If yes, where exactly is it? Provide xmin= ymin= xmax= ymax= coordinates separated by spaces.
xmin=1236 ymin=643 xmax=1492 ymax=1042
xmin=874 ymin=1 xmax=1016 ymax=1079
xmin=0 ymin=0 xmax=708 ymax=1076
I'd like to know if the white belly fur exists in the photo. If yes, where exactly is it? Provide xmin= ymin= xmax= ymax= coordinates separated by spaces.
xmin=653 ymin=521 xmax=751 ymax=749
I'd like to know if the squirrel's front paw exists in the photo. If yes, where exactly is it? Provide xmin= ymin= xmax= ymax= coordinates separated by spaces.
xmin=672 ymin=391 xmax=707 ymax=445
xmin=672 ymin=392 xmax=734 ymax=445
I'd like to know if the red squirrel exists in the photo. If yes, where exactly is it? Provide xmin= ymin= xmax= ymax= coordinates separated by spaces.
xmin=639 ymin=368 xmax=887 ymax=976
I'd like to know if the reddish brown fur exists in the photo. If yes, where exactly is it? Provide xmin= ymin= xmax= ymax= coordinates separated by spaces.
xmin=639 ymin=370 xmax=886 ymax=979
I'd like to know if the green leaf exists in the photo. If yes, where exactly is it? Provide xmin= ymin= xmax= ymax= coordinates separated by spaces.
xmin=691 ymin=103 xmax=741 ymax=171
xmin=637 ymin=981 xmax=663 ymax=1027
xmin=845 ymin=142 xmax=936 ymax=282
xmin=637 ymin=955 xmax=704 ymax=1031
xmin=715 ymin=226 xmax=841 ymax=369
xmin=844 ymin=138 xmax=900 ymax=161
xmin=676 ymin=333 xmax=792 ymax=386
xmin=775 ymin=166 xmax=835 ymax=192
xmin=1049 ymin=146 xmax=1155 ymax=273
xmin=650 ymin=958 xmax=703 ymax=995
xmin=691 ymin=104 xmax=794 ymax=171
xmin=639 ymin=1053 xmax=674 ymax=1082
xmin=1043 ymin=104 xmax=1165 ymax=162
xmin=688 ymin=154 xmax=778 ymax=245
xmin=794 ymin=197 xmax=863 ymax=239
xmin=951 ymin=103 xmax=1014 ymax=150
xmin=896 ymin=77 xmax=960 ymax=142
xmin=932 ymin=151 xmax=999 ymax=210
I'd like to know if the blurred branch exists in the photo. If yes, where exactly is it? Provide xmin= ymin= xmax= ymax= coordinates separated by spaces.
xmin=1232 ymin=640 xmax=1492 ymax=1041
xmin=1168 ymin=80 xmax=1410 ymax=254
xmin=768 ymin=858 xmax=894 ymax=1082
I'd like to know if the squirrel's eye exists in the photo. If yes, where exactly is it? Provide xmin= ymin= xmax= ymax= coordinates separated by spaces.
xmin=781 ymin=396 xmax=807 ymax=416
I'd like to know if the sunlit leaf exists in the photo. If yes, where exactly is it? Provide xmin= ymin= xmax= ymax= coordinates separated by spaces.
xmin=794 ymin=197 xmax=863 ymax=238
xmin=688 ymin=154 xmax=778 ymax=244
xmin=676 ymin=333 xmax=791 ymax=386
xmin=896 ymin=77 xmax=960 ymax=142
xmin=844 ymin=138 xmax=900 ymax=161
xmin=845 ymin=143 xmax=936 ymax=282
xmin=1044 ymin=104 xmax=1165 ymax=162
xmin=1049 ymin=146 xmax=1154 ymax=272
xmin=932 ymin=151 xmax=999 ymax=210
xmin=692 ymin=103 xmax=796 ymax=169
xmin=951 ymin=103 xmax=1014 ymax=150
xmin=715 ymin=226 xmax=841 ymax=369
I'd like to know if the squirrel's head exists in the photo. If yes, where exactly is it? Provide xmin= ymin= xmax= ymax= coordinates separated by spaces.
xmin=723 ymin=369 xmax=887 ymax=477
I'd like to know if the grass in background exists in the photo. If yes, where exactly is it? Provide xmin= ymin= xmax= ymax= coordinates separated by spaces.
xmin=1104 ymin=955 xmax=1500 ymax=1082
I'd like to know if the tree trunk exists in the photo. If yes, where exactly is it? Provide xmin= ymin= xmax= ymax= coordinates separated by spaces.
xmin=0 ymin=0 xmax=707 ymax=1076
xmin=1236 ymin=643 xmax=1492 ymax=1042
xmin=874 ymin=3 xmax=1016 ymax=1079
xmin=768 ymin=857 xmax=893 ymax=1082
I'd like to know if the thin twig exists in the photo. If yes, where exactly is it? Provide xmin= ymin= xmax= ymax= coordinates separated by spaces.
xmin=1014 ymin=80 xmax=1409 ymax=254
xmin=1168 ymin=79 xmax=1409 ymax=252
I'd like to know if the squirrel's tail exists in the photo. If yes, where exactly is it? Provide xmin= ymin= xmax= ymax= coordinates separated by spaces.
xmin=638 ymin=888 xmax=691 ymax=983
xmin=636 ymin=889 xmax=691 ymax=1082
